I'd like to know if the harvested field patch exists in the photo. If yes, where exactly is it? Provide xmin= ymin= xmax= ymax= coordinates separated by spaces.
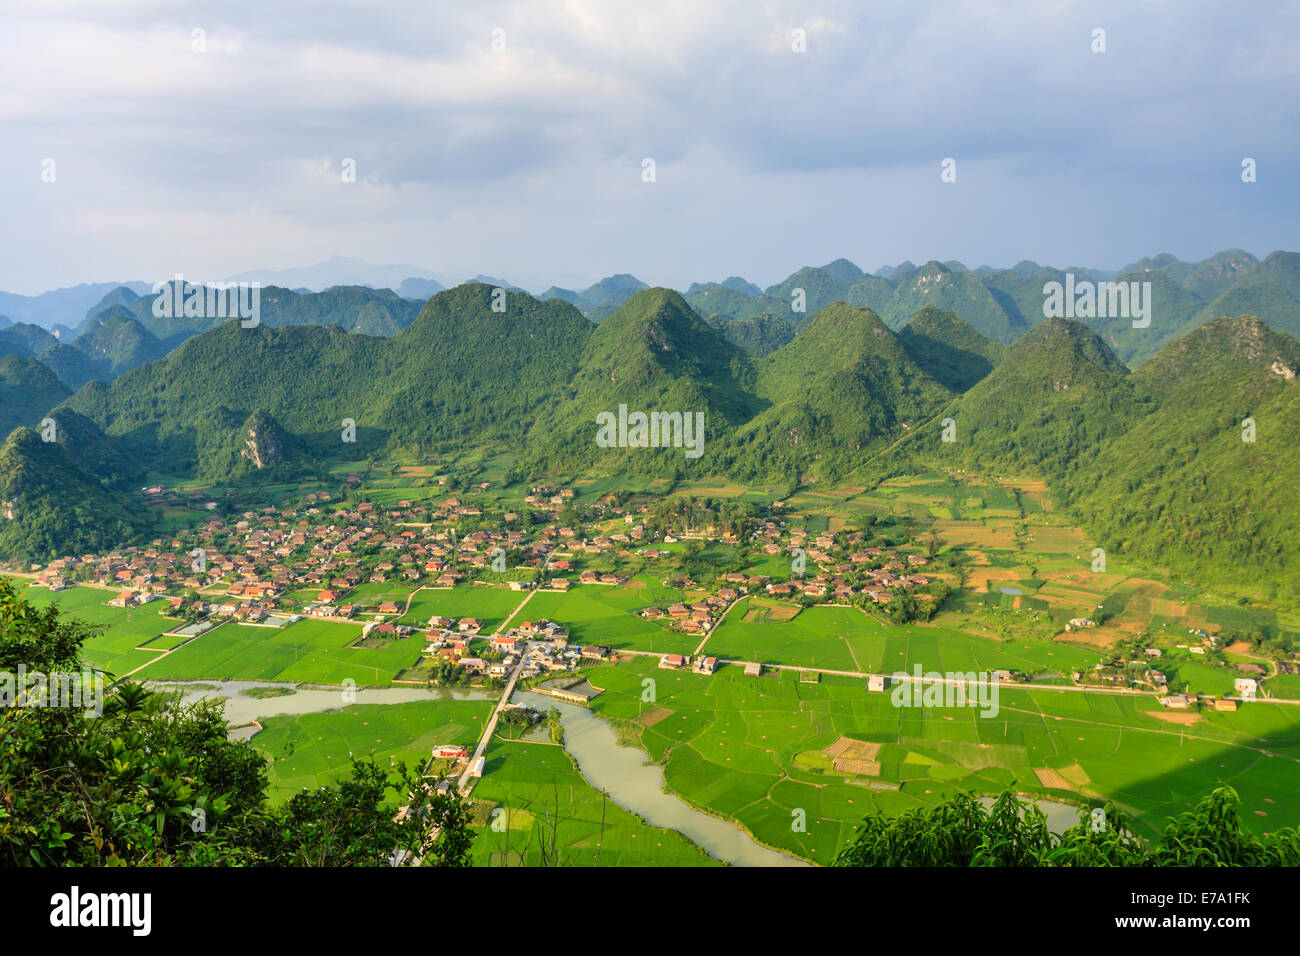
xmin=638 ymin=706 xmax=673 ymax=727
xmin=1034 ymin=768 xmax=1072 ymax=790
xmin=824 ymin=737 xmax=881 ymax=761
xmin=1058 ymin=763 xmax=1092 ymax=787
xmin=834 ymin=758 xmax=881 ymax=776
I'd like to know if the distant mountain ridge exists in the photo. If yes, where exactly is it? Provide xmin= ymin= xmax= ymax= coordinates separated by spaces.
xmin=2 ymin=272 xmax=1299 ymax=599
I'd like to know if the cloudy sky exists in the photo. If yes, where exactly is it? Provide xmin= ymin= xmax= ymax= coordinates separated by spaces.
xmin=3 ymin=0 xmax=1298 ymax=295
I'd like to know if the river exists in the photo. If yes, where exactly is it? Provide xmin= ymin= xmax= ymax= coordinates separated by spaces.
xmin=515 ymin=690 xmax=810 ymax=866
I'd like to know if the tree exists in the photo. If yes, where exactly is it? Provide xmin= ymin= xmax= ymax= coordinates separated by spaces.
xmin=0 ymin=578 xmax=475 ymax=867
xmin=834 ymin=787 xmax=1299 ymax=867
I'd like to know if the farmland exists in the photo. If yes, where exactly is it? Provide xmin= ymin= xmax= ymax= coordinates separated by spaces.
xmin=584 ymin=656 xmax=1300 ymax=862
xmin=251 ymin=698 xmax=494 ymax=801
xmin=704 ymin=599 xmax=1103 ymax=681
xmin=133 ymin=618 xmax=422 ymax=685
xmin=397 ymin=586 xmax=527 ymax=633
xmin=467 ymin=739 xmax=719 ymax=866
xmin=9 ymin=464 xmax=1299 ymax=868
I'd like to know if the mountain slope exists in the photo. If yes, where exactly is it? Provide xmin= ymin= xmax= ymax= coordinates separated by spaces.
xmin=0 ymin=355 xmax=70 ymax=439
xmin=1191 ymin=252 xmax=1300 ymax=343
xmin=705 ymin=312 xmax=798 ymax=357
xmin=71 ymin=308 xmax=170 ymax=377
xmin=1064 ymin=316 xmax=1300 ymax=596
xmin=528 ymin=288 xmax=760 ymax=475
xmin=883 ymin=318 xmax=1145 ymax=481
xmin=731 ymin=302 xmax=951 ymax=481
xmin=898 ymin=306 xmax=1007 ymax=392
xmin=0 ymin=427 xmax=147 ymax=564
xmin=849 ymin=261 xmax=1031 ymax=343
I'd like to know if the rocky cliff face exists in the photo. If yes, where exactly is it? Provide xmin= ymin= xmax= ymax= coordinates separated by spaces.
xmin=239 ymin=411 xmax=289 ymax=469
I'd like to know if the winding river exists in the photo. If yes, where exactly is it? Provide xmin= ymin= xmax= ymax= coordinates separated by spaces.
xmin=148 ymin=679 xmax=809 ymax=866
xmin=515 ymin=690 xmax=810 ymax=867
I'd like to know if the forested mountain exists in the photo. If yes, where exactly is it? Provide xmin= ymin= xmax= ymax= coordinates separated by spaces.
xmin=87 ymin=282 xmax=426 ymax=347
xmin=880 ymin=317 xmax=1146 ymax=484
xmin=848 ymin=260 xmax=1034 ymax=343
xmin=60 ymin=284 xmax=591 ymax=478
xmin=539 ymin=273 xmax=650 ymax=321
xmin=897 ymin=307 xmax=1007 ymax=392
xmin=378 ymin=284 xmax=594 ymax=454
xmin=0 ymin=426 xmax=146 ymax=563
xmin=33 ymin=344 xmax=101 ymax=392
xmin=0 ymin=281 xmax=151 ymax=329
xmin=730 ymin=303 xmax=951 ymax=482
xmin=687 ymin=276 xmax=763 ymax=297
xmin=527 ymin=288 xmax=761 ymax=476
xmin=1122 ymin=249 xmax=1258 ymax=301
xmin=705 ymin=312 xmax=798 ymax=357
xmin=874 ymin=314 xmax=1300 ymax=596
xmin=64 ymin=320 xmax=389 ymax=479
xmin=4 ymin=258 xmax=1300 ymax=589
xmin=1063 ymin=316 xmax=1300 ymax=595
xmin=673 ymin=249 xmax=1300 ymax=367
xmin=68 ymin=309 xmax=170 ymax=378
xmin=686 ymin=284 xmax=785 ymax=322
xmin=0 ymin=355 xmax=70 ymax=439
xmin=0 ymin=322 xmax=59 ymax=357
xmin=1190 ymin=252 xmax=1300 ymax=343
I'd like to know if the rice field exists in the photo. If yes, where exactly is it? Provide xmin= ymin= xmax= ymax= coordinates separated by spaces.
xmin=251 ymin=698 xmax=494 ymax=801
xmin=132 ymin=617 xmax=421 ymax=686
xmin=468 ymin=740 xmax=719 ymax=867
xmin=585 ymin=656 xmax=1300 ymax=862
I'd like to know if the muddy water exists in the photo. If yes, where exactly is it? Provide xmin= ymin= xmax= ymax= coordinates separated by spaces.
xmin=516 ymin=691 xmax=810 ymax=867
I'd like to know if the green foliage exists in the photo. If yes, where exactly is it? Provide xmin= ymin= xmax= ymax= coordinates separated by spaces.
xmin=834 ymin=787 xmax=1299 ymax=866
xmin=705 ymin=311 xmax=797 ymax=357
xmin=0 ymin=427 xmax=147 ymax=564
xmin=0 ymin=578 xmax=475 ymax=866
xmin=1063 ymin=315 xmax=1300 ymax=597
xmin=71 ymin=308 xmax=169 ymax=379
xmin=0 ymin=354 xmax=69 ymax=439
xmin=730 ymin=303 xmax=951 ymax=482
xmin=897 ymin=306 xmax=1007 ymax=392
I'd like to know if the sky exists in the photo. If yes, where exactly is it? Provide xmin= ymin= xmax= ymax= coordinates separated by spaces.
xmin=2 ymin=0 xmax=1298 ymax=295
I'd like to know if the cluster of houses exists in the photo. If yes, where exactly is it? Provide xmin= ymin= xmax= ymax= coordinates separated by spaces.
xmin=20 ymin=484 xmax=659 ymax=628
xmin=658 ymin=653 xmax=721 ymax=675
xmin=422 ymin=615 xmax=611 ymax=681
xmin=641 ymin=588 xmax=739 ymax=634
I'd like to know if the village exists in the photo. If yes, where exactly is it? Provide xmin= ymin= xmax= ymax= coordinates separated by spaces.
xmin=14 ymin=475 xmax=955 ymax=655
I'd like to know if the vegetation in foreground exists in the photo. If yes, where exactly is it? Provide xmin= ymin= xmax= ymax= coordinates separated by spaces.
xmin=834 ymin=787 xmax=1300 ymax=866
xmin=0 ymin=579 xmax=474 ymax=866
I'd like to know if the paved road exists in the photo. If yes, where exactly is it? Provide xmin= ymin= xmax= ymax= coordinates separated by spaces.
xmin=456 ymin=655 xmax=525 ymax=795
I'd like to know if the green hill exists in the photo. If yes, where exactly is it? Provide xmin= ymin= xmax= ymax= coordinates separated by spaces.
xmin=731 ymin=302 xmax=950 ymax=481
xmin=1191 ymin=252 xmax=1300 ymax=342
xmin=71 ymin=308 xmax=170 ymax=378
xmin=705 ymin=312 xmax=798 ymax=357
xmin=897 ymin=306 xmax=1007 ymax=392
xmin=764 ymin=262 xmax=861 ymax=321
xmin=0 ymin=355 xmax=70 ymax=439
xmin=0 ymin=322 xmax=59 ymax=357
xmin=1064 ymin=316 xmax=1300 ymax=596
xmin=64 ymin=319 xmax=389 ymax=478
xmin=526 ymin=288 xmax=761 ymax=476
xmin=37 ymin=343 xmax=101 ymax=391
xmin=885 ymin=317 xmax=1145 ymax=482
xmin=378 ymin=283 xmax=593 ymax=453
xmin=63 ymin=284 xmax=592 ymax=477
xmin=0 ymin=427 xmax=147 ymax=564
xmin=1079 ymin=269 xmax=1208 ymax=367
xmin=123 ymin=282 xmax=424 ymax=345
xmin=850 ymin=261 xmax=1030 ymax=343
